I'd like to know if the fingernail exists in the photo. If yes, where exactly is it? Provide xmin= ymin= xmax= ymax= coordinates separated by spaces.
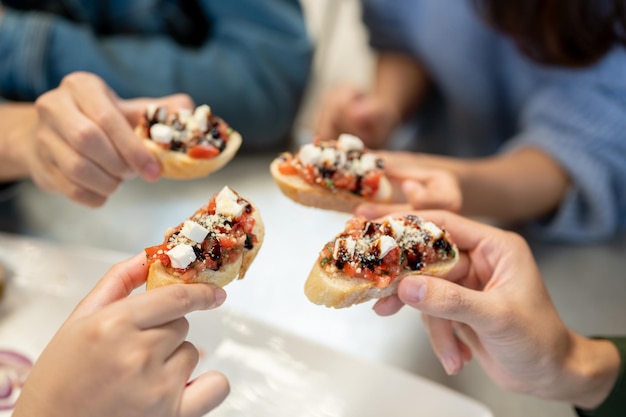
xmin=403 ymin=277 xmax=427 ymax=303
xmin=402 ymin=180 xmax=423 ymax=199
xmin=441 ymin=353 xmax=459 ymax=375
xmin=213 ymin=287 xmax=227 ymax=306
xmin=142 ymin=162 xmax=161 ymax=181
xmin=403 ymin=180 xmax=419 ymax=193
xmin=354 ymin=206 xmax=373 ymax=218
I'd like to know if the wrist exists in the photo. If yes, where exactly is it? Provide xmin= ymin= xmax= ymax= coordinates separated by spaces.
xmin=557 ymin=333 xmax=620 ymax=409
xmin=0 ymin=103 xmax=37 ymax=181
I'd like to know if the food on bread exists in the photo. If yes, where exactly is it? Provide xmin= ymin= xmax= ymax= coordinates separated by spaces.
xmin=270 ymin=134 xmax=392 ymax=212
xmin=305 ymin=214 xmax=458 ymax=308
xmin=144 ymin=186 xmax=264 ymax=290
xmin=136 ymin=104 xmax=242 ymax=179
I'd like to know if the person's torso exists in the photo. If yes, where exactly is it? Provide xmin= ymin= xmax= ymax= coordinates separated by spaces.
xmin=2 ymin=0 xmax=210 ymax=46
xmin=364 ymin=0 xmax=625 ymax=157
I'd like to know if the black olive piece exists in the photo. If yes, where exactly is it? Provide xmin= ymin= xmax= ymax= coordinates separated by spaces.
xmin=405 ymin=248 xmax=423 ymax=271
xmin=433 ymin=238 xmax=452 ymax=254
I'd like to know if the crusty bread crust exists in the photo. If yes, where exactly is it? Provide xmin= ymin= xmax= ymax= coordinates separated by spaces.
xmin=141 ymin=130 xmax=242 ymax=180
xmin=146 ymin=256 xmax=243 ymax=290
xmin=304 ymin=253 xmax=458 ymax=309
xmin=269 ymin=157 xmax=392 ymax=213
xmin=146 ymin=196 xmax=264 ymax=290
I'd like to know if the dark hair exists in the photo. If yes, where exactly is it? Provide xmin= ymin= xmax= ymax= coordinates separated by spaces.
xmin=474 ymin=0 xmax=626 ymax=67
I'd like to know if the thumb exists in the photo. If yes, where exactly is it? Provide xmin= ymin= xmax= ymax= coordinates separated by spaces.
xmin=398 ymin=275 xmax=490 ymax=329
xmin=69 ymin=254 xmax=150 ymax=320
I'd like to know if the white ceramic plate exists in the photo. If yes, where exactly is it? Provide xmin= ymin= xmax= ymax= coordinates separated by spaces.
xmin=0 ymin=233 xmax=492 ymax=417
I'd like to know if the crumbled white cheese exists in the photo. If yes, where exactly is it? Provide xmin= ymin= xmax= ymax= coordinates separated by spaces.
xmin=146 ymin=104 xmax=157 ymax=120
xmin=178 ymin=108 xmax=192 ymax=124
xmin=349 ymin=158 xmax=364 ymax=176
xmin=215 ymin=186 xmax=245 ymax=218
xmin=374 ymin=235 xmax=398 ymax=259
xmin=360 ymin=153 xmax=378 ymax=172
xmin=337 ymin=133 xmax=364 ymax=152
xmin=155 ymin=106 xmax=168 ymax=123
xmin=333 ymin=237 xmax=356 ymax=260
xmin=180 ymin=220 xmax=209 ymax=243
xmin=150 ymin=123 xmax=173 ymax=144
xmin=387 ymin=218 xmax=406 ymax=240
xmin=320 ymin=147 xmax=337 ymax=165
xmin=298 ymin=143 xmax=322 ymax=166
xmin=166 ymin=244 xmax=197 ymax=269
xmin=185 ymin=116 xmax=201 ymax=134
xmin=193 ymin=105 xmax=211 ymax=132
xmin=421 ymin=221 xmax=443 ymax=239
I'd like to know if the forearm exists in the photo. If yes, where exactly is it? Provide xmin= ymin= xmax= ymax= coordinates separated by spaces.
xmin=0 ymin=103 xmax=36 ymax=181
xmin=374 ymin=52 xmax=430 ymax=123
xmin=419 ymin=148 xmax=570 ymax=223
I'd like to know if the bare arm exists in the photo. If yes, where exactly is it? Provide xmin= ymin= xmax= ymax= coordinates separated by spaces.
xmin=448 ymin=148 xmax=570 ymax=222
xmin=0 ymin=103 xmax=36 ymax=181
xmin=373 ymin=52 xmax=431 ymax=123
xmin=371 ymin=147 xmax=570 ymax=223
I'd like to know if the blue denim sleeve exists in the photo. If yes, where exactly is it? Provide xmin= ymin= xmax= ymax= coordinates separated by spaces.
xmin=0 ymin=1 xmax=313 ymax=149
xmin=502 ymin=51 xmax=626 ymax=243
xmin=361 ymin=0 xmax=420 ymax=55
xmin=0 ymin=11 xmax=54 ymax=100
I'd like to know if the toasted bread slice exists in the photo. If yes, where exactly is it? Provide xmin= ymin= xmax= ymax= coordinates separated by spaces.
xmin=146 ymin=186 xmax=263 ymax=290
xmin=304 ymin=214 xmax=458 ymax=308
xmin=143 ymin=131 xmax=241 ymax=180
xmin=270 ymin=157 xmax=392 ymax=213
xmin=305 ymin=255 xmax=457 ymax=308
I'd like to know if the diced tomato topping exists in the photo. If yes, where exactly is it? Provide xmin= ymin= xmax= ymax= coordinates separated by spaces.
xmin=188 ymin=144 xmax=220 ymax=159
xmin=145 ymin=244 xmax=171 ymax=266
xmin=207 ymin=196 xmax=217 ymax=214
xmin=278 ymin=161 xmax=300 ymax=176
xmin=219 ymin=235 xmax=238 ymax=249
xmin=303 ymin=164 xmax=317 ymax=184
xmin=238 ymin=215 xmax=256 ymax=234
xmin=332 ymin=171 xmax=358 ymax=191
xmin=217 ymin=120 xmax=230 ymax=140
xmin=342 ymin=262 xmax=358 ymax=277
xmin=361 ymin=171 xmax=382 ymax=197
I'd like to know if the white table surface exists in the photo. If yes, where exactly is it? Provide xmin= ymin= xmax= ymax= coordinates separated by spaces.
xmin=5 ymin=152 xmax=626 ymax=417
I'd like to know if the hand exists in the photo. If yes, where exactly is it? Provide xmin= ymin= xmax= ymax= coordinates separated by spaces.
xmin=355 ymin=165 xmax=462 ymax=218
xmin=315 ymin=84 xmax=400 ymax=148
xmin=13 ymin=254 xmax=229 ymax=417
xmin=25 ymin=71 xmax=194 ymax=207
xmin=373 ymin=211 xmax=620 ymax=409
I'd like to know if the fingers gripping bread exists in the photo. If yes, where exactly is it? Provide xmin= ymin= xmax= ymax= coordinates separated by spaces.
xmin=270 ymin=134 xmax=392 ymax=212
xmin=136 ymin=104 xmax=242 ymax=179
xmin=145 ymin=186 xmax=264 ymax=290
xmin=305 ymin=214 xmax=458 ymax=308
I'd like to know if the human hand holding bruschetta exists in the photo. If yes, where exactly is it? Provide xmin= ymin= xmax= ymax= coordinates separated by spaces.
xmin=373 ymin=211 xmax=620 ymax=410
xmin=22 ymin=72 xmax=193 ymax=207
xmin=12 ymin=254 xmax=229 ymax=417
xmin=354 ymin=165 xmax=462 ymax=219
